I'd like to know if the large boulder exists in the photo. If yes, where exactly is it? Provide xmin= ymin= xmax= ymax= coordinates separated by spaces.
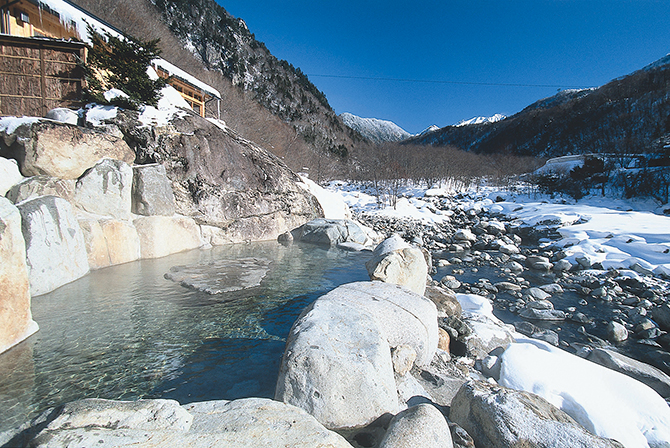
xmin=0 ymin=197 xmax=38 ymax=354
xmin=450 ymin=381 xmax=624 ymax=448
xmin=379 ymin=404 xmax=454 ymax=448
xmin=72 ymin=159 xmax=133 ymax=220
xmin=133 ymin=215 xmax=203 ymax=259
xmin=78 ymin=218 xmax=141 ymax=269
xmin=275 ymin=281 xmax=438 ymax=429
xmin=5 ymin=175 xmax=75 ymax=204
xmin=291 ymin=218 xmax=368 ymax=246
xmin=0 ymin=119 xmax=134 ymax=179
xmin=588 ymin=348 xmax=670 ymax=398
xmin=131 ymin=163 xmax=176 ymax=216
xmin=366 ymin=234 xmax=428 ymax=295
xmin=115 ymin=110 xmax=323 ymax=243
xmin=275 ymin=291 xmax=399 ymax=429
xmin=6 ymin=398 xmax=353 ymax=448
xmin=17 ymin=196 xmax=89 ymax=296
xmin=0 ymin=156 xmax=24 ymax=196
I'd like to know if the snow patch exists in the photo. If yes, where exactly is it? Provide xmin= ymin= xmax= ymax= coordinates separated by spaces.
xmin=298 ymin=174 xmax=350 ymax=220
xmin=500 ymin=338 xmax=670 ymax=448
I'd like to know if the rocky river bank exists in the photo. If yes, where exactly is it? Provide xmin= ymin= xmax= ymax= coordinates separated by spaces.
xmin=4 ymin=213 xmax=670 ymax=447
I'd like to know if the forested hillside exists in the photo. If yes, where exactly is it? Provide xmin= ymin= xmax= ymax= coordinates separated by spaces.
xmin=409 ymin=61 xmax=670 ymax=157
xmin=70 ymin=0 xmax=363 ymax=178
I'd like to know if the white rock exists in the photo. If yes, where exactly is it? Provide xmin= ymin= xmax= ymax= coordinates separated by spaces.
xmin=17 ymin=196 xmax=89 ymax=296
xmin=392 ymin=345 xmax=417 ymax=376
xmin=78 ymin=218 xmax=141 ymax=269
xmin=73 ymin=159 xmax=133 ymax=220
xmin=366 ymin=234 xmax=428 ymax=295
xmin=275 ymin=290 xmax=399 ymax=429
xmin=133 ymin=215 xmax=203 ymax=259
xmin=0 ymin=157 xmax=24 ymax=196
xmin=0 ymin=197 xmax=38 ymax=354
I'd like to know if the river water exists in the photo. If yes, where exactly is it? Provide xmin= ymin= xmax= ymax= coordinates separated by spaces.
xmin=0 ymin=241 xmax=371 ymax=433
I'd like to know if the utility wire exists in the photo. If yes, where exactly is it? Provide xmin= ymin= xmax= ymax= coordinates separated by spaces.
xmin=307 ymin=73 xmax=594 ymax=89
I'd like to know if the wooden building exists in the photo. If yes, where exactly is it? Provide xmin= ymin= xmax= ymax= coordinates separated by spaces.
xmin=1 ymin=0 xmax=220 ymax=118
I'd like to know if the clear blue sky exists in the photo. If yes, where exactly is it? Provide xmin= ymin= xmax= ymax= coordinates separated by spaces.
xmin=216 ymin=0 xmax=670 ymax=134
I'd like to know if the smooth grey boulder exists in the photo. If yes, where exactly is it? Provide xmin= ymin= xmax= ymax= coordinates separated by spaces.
xmin=0 ymin=156 xmax=24 ymax=196
xmin=292 ymin=218 xmax=368 ymax=246
xmin=526 ymin=255 xmax=553 ymax=271
xmin=366 ymin=234 xmax=428 ymax=295
xmin=73 ymin=158 xmax=133 ymax=220
xmin=379 ymin=403 xmax=454 ymax=448
xmin=606 ymin=321 xmax=629 ymax=343
xmin=0 ymin=119 xmax=134 ymax=179
xmin=165 ymin=257 xmax=271 ymax=294
xmin=450 ymin=381 xmax=624 ymax=448
xmin=131 ymin=163 xmax=176 ymax=216
xmin=275 ymin=289 xmax=399 ymax=429
xmin=322 ymin=282 xmax=438 ymax=366
xmin=588 ymin=348 xmax=670 ymax=398
xmin=6 ymin=175 xmax=75 ymax=204
xmin=6 ymin=397 xmax=353 ymax=448
xmin=17 ymin=195 xmax=89 ymax=296
xmin=0 ymin=197 xmax=38 ymax=354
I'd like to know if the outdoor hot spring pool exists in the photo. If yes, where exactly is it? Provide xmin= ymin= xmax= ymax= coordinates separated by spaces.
xmin=0 ymin=241 xmax=372 ymax=433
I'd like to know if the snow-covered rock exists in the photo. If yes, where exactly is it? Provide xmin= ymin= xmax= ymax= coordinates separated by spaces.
xmin=454 ymin=113 xmax=506 ymax=127
xmin=0 ymin=118 xmax=134 ymax=180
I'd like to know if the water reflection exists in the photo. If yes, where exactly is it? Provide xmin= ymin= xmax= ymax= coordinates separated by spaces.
xmin=0 ymin=241 xmax=371 ymax=433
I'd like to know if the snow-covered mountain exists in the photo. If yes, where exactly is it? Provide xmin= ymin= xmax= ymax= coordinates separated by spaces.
xmin=419 ymin=125 xmax=440 ymax=136
xmin=455 ymin=113 xmax=506 ymax=127
xmin=341 ymin=112 xmax=411 ymax=143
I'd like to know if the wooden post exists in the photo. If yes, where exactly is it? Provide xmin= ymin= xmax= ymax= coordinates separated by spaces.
xmin=39 ymin=43 xmax=46 ymax=116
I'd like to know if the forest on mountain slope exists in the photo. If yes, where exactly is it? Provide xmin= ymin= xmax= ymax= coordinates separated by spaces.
xmin=409 ymin=64 xmax=670 ymax=158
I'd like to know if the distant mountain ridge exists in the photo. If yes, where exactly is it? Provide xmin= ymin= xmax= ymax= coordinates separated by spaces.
xmin=455 ymin=113 xmax=506 ymax=127
xmin=409 ymin=54 xmax=670 ymax=157
xmin=340 ymin=113 xmax=411 ymax=143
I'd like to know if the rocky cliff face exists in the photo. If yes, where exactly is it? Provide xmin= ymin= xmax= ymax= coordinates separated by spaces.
xmin=112 ymin=109 xmax=323 ymax=243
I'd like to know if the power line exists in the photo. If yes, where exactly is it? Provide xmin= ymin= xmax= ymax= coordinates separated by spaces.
xmin=306 ymin=73 xmax=594 ymax=89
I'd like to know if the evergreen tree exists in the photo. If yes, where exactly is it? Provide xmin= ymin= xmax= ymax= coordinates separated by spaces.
xmin=83 ymin=25 xmax=167 ymax=109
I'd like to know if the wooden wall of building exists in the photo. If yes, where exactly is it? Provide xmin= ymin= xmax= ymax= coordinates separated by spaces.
xmin=0 ymin=35 xmax=86 ymax=117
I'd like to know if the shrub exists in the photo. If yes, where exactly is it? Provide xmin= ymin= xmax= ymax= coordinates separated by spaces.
xmin=83 ymin=25 xmax=167 ymax=109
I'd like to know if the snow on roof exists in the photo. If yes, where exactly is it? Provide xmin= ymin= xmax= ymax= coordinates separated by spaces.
xmin=34 ymin=0 xmax=221 ymax=100
xmin=31 ymin=0 xmax=123 ymax=43
xmin=151 ymin=58 xmax=221 ymax=100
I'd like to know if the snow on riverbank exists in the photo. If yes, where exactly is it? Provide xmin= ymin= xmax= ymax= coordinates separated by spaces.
xmin=500 ymin=338 xmax=670 ymax=448
xmin=327 ymin=182 xmax=670 ymax=278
